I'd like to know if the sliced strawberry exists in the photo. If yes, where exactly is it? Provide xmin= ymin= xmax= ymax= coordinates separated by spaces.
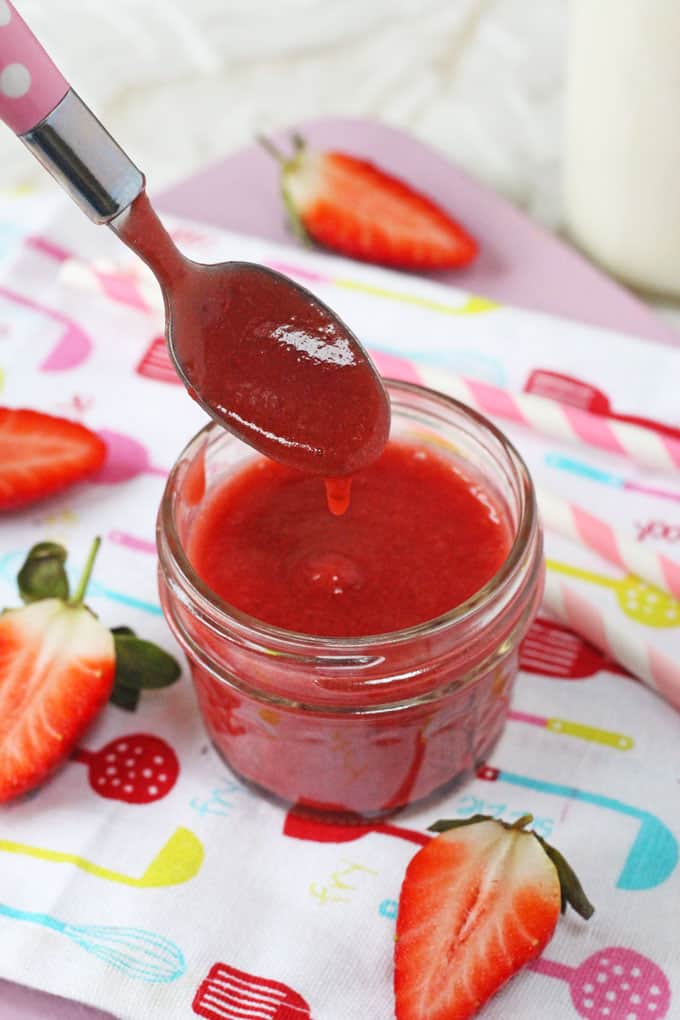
xmin=0 ymin=539 xmax=115 ymax=801
xmin=394 ymin=815 xmax=593 ymax=1020
xmin=268 ymin=136 xmax=477 ymax=270
xmin=0 ymin=407 xmax=106 ymax=511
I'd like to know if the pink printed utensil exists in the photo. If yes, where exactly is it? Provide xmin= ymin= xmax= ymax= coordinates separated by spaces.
xmin=92 ymin=429 xmax=167 ymax=484
xmin=520 ymin=618 xmax=630 ymax=679
xmin=27 ymin=234 xmax=153 ymax=312
xmin=525 ymin=369 xmax=680 ymax=443
xmin=108 ymin=530 xmax=156 ymax=555
xmin=193 ymin=963 xmax=315 ymax=1020
xmin=0 ymin=284 xmax=91 ymax=371
xmin=283 ymin=806 xmax=429 ymax=846
xmin=71 ymin=733 xmax=179 ymax=804
xmin=528 ymin=946 xmax=671 ymax=1020
xmin=545 ymin=453 xmax=680 ymax=505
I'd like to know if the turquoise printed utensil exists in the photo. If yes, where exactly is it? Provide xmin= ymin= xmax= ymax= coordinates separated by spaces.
xmin=0 ymin=549 xmax=162 ymax=616
xmin=478 ymin=765 xmax=678 ymax=891
xmin=0 ymin=903 xmax=185 ymax=982
xmin=545 ymin=452 xmax=680 ymax=504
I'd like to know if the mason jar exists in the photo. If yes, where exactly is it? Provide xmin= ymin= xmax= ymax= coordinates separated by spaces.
xmin=157 ymin=381 xmax=543 ymax=818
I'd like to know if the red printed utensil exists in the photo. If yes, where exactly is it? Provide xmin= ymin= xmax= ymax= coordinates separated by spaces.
xmin=525 ymin=369 xmax=680 ymax=443
xmin=137 ymin=336 xmax=182 ymax=385
xmin=520 ymin=618 xmax=629 ymax=679
xmin=283 ymin=806 xmax=429 ymax=846
xmin=528 ymin=946 xmax=670 ymax=1019
xmin=193 ymin=962 xmax=314 ymax=1020
xmin=71 ymin=733 xmax=179 ymax=804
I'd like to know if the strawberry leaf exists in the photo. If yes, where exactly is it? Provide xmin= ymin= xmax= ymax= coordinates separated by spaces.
xmin=428 ymin=814 xmax=492 ymax=833
xmin=17 ymin=542 xmax=69 ymax=603
xmin=536 ymin=836 xmax=595 ymax=919
xmin=112 ymin=632 xmax=181 ymax=690
xmin=109 ymin=682 xmax=141 ymax=712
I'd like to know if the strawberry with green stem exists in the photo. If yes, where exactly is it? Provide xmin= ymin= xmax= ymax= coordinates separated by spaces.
xmin=394 ymin=813 xmax=594 ymax=1020
xmin=262 ymin=134 xmax=478 ymax=270
xmin=0 ymin=540 xmax=181 ymax=802
xmin=0 ymin=537 xmax=114 ymax=801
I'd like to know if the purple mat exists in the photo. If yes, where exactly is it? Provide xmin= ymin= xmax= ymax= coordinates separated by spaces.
xmin=158 ymin=116 xmax=678 ymax=346
xmin=3 ymin=115 xmax=676 ymax=1020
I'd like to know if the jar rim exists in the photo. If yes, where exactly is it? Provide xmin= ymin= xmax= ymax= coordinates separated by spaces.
xmin=158 ymin=379 xmax=538 ymax=652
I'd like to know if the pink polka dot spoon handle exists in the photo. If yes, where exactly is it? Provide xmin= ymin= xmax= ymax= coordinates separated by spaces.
xmin=0 ymin=1 xmax=67 ymax=134
xmin=0 ymin=0 xmax=143 ymax=220
xmin=528 ymin=946 xmax=670 ymax=1019
xmin=70 ymin=733 xmax=179 ymax=805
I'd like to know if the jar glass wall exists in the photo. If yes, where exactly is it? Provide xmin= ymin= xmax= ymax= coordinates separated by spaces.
xmin=157 ymin=381 xmax=544 ymax=818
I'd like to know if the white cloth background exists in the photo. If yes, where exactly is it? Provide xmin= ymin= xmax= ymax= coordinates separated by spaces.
xmin=4 ymin=0 xmax=565 ymax=222
xmin=7 ymin=0 xmax=680 ymax=328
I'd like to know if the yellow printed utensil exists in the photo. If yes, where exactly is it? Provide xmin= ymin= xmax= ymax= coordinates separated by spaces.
xmin=508 ymin=710 xmax=633 ymax=750
xmin=0 ymin=826 xmax=203 ymax=887
xmin=546 ymin=559 xmax=680 ymax=628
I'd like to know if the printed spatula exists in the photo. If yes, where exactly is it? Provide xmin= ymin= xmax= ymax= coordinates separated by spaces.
xmin=520 ymin=618 xmax=629 ymax=679
xmin=193 ymin=963 xmax=315 ymax=1020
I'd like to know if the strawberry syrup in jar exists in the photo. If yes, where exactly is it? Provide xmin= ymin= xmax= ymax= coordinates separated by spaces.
xmin=158 ymin=381 xmax=543 ymax=818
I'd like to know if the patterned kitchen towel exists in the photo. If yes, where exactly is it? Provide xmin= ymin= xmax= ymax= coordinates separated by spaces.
xmin=0 ymin=192 xmax=677 ymax=1020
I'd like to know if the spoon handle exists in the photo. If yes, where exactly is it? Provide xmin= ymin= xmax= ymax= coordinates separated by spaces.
xmin=0 ymin=2 xmax=144 ymax=223
xmin=0 ymin=2 xmax=68 ymax=133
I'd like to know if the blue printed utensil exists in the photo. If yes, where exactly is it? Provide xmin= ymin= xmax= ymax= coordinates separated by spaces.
xmin=0 ymin=903 xmax=185 ymax=982
xmin=0 ymin=548 xmax=162 ymax=616
xmin=477 ymin=764 xmax=678 ymax=891
xmin=545 ymin=453 xmax=680 ymax=504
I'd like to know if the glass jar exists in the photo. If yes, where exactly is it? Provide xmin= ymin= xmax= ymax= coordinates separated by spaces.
xmin=157 ymin=381 xmax=543 ymax=818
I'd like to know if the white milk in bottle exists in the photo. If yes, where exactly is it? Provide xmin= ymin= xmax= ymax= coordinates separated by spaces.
xmin=564 ymin=0 xmax=680 ymax=297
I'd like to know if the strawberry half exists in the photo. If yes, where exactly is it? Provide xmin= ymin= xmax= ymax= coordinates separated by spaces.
xmin=0 ymin=407 xmax=106 ymax=511
xmin=394 ymin=814 xmax=593 ymax=1020
xmin=0 ymin=538 xmax=115 ymax=801
xmin=265 ymin=135 xmax=477 ymax=270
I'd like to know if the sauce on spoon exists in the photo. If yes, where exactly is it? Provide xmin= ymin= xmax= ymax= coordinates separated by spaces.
xmin=114 ymin=193 xmax=390 ymax=498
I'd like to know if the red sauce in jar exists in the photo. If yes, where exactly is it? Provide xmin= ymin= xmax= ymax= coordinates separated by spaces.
xmin=188 ymin=441 xmax=511 ymax=637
